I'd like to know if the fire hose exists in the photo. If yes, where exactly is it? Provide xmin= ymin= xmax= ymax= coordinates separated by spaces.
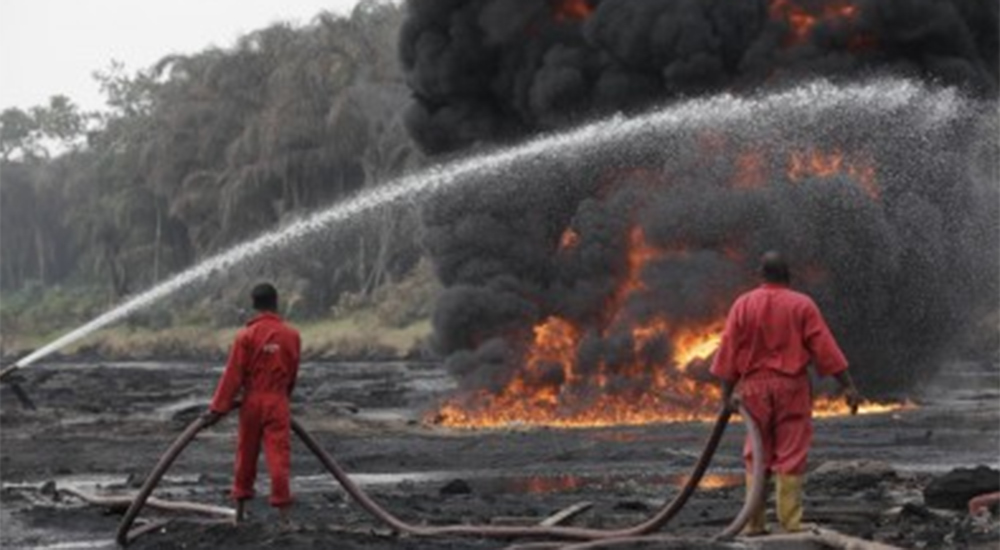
xmin=116 ymin=405 xmax=764 ymax=546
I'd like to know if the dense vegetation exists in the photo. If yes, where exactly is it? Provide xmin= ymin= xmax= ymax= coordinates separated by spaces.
xmin=0 ymin=2 xmax=432 ymax=356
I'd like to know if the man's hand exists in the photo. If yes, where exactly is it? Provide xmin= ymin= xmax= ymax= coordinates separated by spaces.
xmin=719 ymin=379 xmax=742 ymax=415
xmin=201 ymin=410 xmax=224 ymax=427
xmin=843 ymin=387 xmax=862 ymax=415
xmin=833 ymin=371 xmax=862 ymax=415
xmin=725 ymin=392 xmax=743 ymax=415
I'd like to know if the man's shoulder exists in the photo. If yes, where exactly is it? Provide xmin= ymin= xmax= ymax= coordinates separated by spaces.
xmin=246 ymin=315 xmax=298 ymax=336
xmin=275 ymin=319 xmax=301 ymax=339
xmin=743 ymin=286 xmax=817 ymax=306
xmin=732 ymin=289 xmax=757 ymax=308
xmin=267 ymin=318 xmax=298 ymax=332
xmin=775 ymin=288 xmax=820 ymax=311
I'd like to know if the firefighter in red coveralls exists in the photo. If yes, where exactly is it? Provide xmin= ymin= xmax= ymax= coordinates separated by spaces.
xmin=711 ymin=252 xmax=861 ymax=535
xmin=202 ymin=283 xmax=301 ymax=525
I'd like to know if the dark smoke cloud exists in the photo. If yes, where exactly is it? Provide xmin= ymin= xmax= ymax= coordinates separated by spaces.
xmin=402 ymin=0 xmax=998 ymax=154
xmin=403 ymin=0 xmax=999 ymax=401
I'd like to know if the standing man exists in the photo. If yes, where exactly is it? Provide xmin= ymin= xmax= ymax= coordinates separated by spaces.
xmin=203 ymin=283 xmax=301 ymax=526
xmin=710 ymin=252 xmax=861 ymax=535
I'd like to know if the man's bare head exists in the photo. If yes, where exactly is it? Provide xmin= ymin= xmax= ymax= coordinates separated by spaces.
xmin=251 ymin=282 xmax=279 ymax=312
xmin=760 ymin=251 xmax=791 ymax=284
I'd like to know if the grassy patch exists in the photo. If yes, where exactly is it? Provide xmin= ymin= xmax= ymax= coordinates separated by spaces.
xmin=1 ymin=261 xmax=439 ymax=362
xmin=3 ymin=309 xmax=432 ymax=362
xmin=298 ymin=314 xmax=431 ymax=359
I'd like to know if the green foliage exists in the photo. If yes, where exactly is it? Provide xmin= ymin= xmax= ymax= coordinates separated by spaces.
xmin=0 ymin=95 xmax=86 ymax=161
xmin=32 ymin=95 xmax=86 ymax=145
xmin=370 ymin=259 xmax=441 ymax=328
xmin=93 ymin=61 xmax=156 ymax=119
xmin=0 ymin=108 xmax=40 ymax=160
xmin=0 ymin=283 xmax=106 ymax=345
xmin=1 ymin=2 xmax=433 ymax=352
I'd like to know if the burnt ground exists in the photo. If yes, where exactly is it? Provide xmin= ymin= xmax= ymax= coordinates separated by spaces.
xmin=1 ymin=359 xmax=998 ymax=550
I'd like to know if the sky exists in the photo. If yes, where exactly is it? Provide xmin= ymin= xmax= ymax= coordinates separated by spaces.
xmin=0 ymin=0 xmax=364 ymax=113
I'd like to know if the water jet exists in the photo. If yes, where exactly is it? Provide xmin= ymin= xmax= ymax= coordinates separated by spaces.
xmin=2 ymin=78 xmax=975 ymax=380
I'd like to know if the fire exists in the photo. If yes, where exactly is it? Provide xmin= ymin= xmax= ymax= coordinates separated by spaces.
xmin=814 ymin=396 xmax=917 ymax=417
xmin=559 ymin=227 xmax=580 ymax=250
xmin=511 ymin=474 xmax=585 ymax=494
xmin=733 ymin=151 xmax=767 ymax=189
xmin=432 ymin=226 xmax=728 ymax=429
xmin=525 ymin=316 xmax=581 ymax=393
xmin=694 ymin=473 xmax=743 ymax=490
xmin=615 ymin=226 xmax=662 ymax=300
xmin=769 ymin=0 xmax=860 ymax=47
xmin=433 ymin=224 xmax=675 ymax=428
xmin=433 ymin=314 xmax=912 ymax=429
xmin=787 ymin=148 xmax=879 ymax=199
xmin=672 ymin=325 xmax=723 ymax=368
xmin=729 ymin=147 xmax=879 ymax=198
xmin=553 ymin=0 xmax=593 ymax=22
xmin=432 ymin=177 xmax=893 ymax=430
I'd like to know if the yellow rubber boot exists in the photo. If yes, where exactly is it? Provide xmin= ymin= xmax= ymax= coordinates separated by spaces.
xmin=742 ymin=474 xmax=768 ymax=536
xmin=776 ymin=474 xmax=804 ymax=532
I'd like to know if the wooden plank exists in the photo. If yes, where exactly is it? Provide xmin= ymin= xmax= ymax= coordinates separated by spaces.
xmin=539 ymin=501 xmax=594 ymax=527
xmin=59 ymin=486 xmax=235 ymax=517
xmin=750 ymin=527 xmax=905 ymax=550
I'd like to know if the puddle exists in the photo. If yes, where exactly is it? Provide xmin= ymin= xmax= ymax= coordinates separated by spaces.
xmin=353 ymin=408 xmax=419 ymax=422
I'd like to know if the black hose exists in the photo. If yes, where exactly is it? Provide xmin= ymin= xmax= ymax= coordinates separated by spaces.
xmin=115 ymin=415 xmax=211 ymax=546
xmin=0 ymin=363 xmax=19 ymax=382
xmin=116 ymin=406 xmax=763 ymax=545
xmin=291 ymin=404 xmax=762 ymax=540
xmin=717 ymin=406 xmax=766 ymax=540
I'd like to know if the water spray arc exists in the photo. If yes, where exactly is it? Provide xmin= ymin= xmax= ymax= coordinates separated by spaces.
xmin=1 ymin=78 xmax=964 ymax=379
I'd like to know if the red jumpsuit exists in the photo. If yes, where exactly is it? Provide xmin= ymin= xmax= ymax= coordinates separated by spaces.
xmin=710 ymin=283 xmax=847 ymax=475
xmin=210 ymin=312 xmax=301 ymax=507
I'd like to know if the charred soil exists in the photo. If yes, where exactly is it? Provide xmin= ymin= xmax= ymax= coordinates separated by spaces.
xmin=1 ymin=360 xmax=998 ymax=549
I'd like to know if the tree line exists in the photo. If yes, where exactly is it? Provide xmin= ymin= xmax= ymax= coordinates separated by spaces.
xmin=0 ymin=1 xmax=424 ymax=322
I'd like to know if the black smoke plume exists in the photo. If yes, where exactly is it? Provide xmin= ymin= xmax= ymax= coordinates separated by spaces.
xmin=402 ymin=0 xmax=997 ymax=154
xmin=402 ymin=0 xmax=999 ymax=406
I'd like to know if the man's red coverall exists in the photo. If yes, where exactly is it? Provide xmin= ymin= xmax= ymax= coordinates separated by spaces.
xmin=710 ymin=283 xmax=848 ymax=476
xmin=210 ymin=312 xmax=301 ymax=508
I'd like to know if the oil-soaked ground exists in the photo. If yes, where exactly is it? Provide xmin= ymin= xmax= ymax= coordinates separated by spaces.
xmin=1 ymin=359 xmax=998 ymax=549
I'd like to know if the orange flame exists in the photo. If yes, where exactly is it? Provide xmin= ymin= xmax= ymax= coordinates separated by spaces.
xmin=553 ymin=0 xmax=593 ymax=22
xmin=433 ymin=312 xmax=911 ymax=429
xmin=788 ymin=148 xmax=879 ymax=199
xmin=559 ymin=228 xmax=580 ymax=250
xmin=433 ymin=162 xmax=894 ymax=430
xmin=769 ymin=0 xmax=860 ymax=47
xmin=525 ymin=316 xmax=582 ymax=392
xmin=617 ymin=227 xmax=662 ymax=298
xmin=433 ymin=227 xmax=732 ymax=429
xmin=434 ymin=225 xmax=694 ymax=428
xmin=434 ymin=321 xmax=913 ymax=429
xmin=729 ymin=148 xmax=879 ymax=198
xmin=814 ymin=396 xmax=917 ymax=417
xmin=513 ymin=475 xmax=585 ymax=494
xmin=733 ymin=151 xmax=767 ymax=190
xmin=672 ymin=325 xmax=724 ymax=368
